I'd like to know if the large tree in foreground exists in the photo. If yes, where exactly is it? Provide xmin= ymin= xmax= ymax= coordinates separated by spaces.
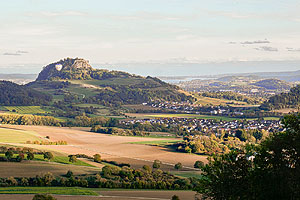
xmin=196 ymin=113 xmax=300 ymax=200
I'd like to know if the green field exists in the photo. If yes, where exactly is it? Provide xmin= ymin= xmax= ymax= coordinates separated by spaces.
xmin=0 ymin=153 xmax=95 ymax=167
xmin=33 ymin=155 xmax=95 ymax=167
xmin=0 ymin=128 xmax=42 ymax=143
xmin=172 ymin=171 xmax=203 ymax=179
xmin=246 ymin=117 xmax=281 ymax=121
xmin=0 ymin=187 xmax=98 ymax=196
xmin=4 ymin=106 xmax=47 ymax=114
xmin=144 ymin=114 xmax=238 ymax=121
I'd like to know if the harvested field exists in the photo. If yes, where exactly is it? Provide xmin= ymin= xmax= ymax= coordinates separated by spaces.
xmin=0 ymin=190 xmax=197 ymax=200
xmin=1 ymin=125 xmax=207 ymax=170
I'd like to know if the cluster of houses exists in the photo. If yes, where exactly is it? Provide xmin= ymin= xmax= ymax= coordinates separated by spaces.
xmin=122 ymin=117 xmax=283 ymax=134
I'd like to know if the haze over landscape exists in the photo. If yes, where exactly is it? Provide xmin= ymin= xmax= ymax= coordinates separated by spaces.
xmin=0 ymin=1 xmax=300 ymax=200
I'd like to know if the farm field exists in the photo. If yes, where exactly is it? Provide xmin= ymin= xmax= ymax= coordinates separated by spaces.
xmin=3 ymin=106 xmax=47 ymax=114
xmin=127 ymin=113 xmax=239 ymax=121
xmin=0 ymin=189 xmax=197 ymax=200
xmin=1 ymin=125 xmax=207 ymax=170
xmin=0 ymin=153 xmax=95 ymax=167
xmin=194 ymin=95 xmax=249 ymax=106
xmin=0 ymin=187 xmax=98 ymax=195
xmin=0 ymin=127 xmax=43 ymax=143
xmin=0 ymin=161 xmax=101 ymax=177
xmin=129 ymin=139 xmax=182 ymax=146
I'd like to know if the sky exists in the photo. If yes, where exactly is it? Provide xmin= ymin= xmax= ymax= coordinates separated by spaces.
xmin=0 ymin=0 xmax=300 ymax=76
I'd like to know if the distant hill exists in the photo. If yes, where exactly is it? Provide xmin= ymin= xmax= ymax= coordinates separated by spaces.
xmin=252 ymin=79 xmax=291 ymax=90
xmin=0 ymin=81 xmax=52 ymax=106
xmin=30 ymin=58 xmax=194 ymax=105
xmin=261 ymin=84 xmax=300 ymax=110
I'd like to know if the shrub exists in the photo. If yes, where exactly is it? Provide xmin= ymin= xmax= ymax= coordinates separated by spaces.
xmin=194 ymin=161 xmax=204 ymax=169
xmin=32 ymin=194 xmax=57 ymax=200
xmin=27 ymin=152 xmax=34 ymax=160
xmin=68 ymin=155 xmax=77 ymax=163
xmin=153 ymin=160 xmax=161 ymax=169
xmin=43 ymin=152 xmax=54 ymax=161
xmin=174 ymin=162 xmax=182 ymax=170
xmin=93 ymin=154 xmax=101 ymax=163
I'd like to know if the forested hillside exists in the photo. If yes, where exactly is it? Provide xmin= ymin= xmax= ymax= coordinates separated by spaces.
xmin=261 ymin=84 xmax=300 ymax=110
xmin=252 ymin=79 xmax=291 ymax=90
xmin=30 ymin=58 xmax=194 ymax=105
xmin=0 ymin=81 xmax=52 ymax=106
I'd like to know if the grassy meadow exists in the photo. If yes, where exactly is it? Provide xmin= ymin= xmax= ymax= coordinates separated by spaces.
xmin=0 ymin=187 xmax=98 ymax=196
xmin=3 ymin=106 xmax=47 ymax=114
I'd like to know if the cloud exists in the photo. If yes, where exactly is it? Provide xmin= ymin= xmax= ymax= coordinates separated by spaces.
xmin=287 ymin=47 xmax=300 ymax=52
xmin=16 ymin=50 xmax=29 ymax=54
xmin=254 ymin=46 xmax=278 ymax=52
xmin=104 ymin=11 xmax=194 ymax=21
xmin=241 ymin=40 xmax=270 ymax=44
xmin=27 ymin=11 xmax=87 ymax=17
xmin=3 ymin=50 xmax=29 ymax=56
xmin=206 ymin=10 xmax=252 ymax=19
xmin=3 ymin=52 xmax=21 ymax=56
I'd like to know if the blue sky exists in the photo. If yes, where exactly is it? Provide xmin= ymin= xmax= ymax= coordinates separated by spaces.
xmin=0 ymin=0 xmax=300 ymax=75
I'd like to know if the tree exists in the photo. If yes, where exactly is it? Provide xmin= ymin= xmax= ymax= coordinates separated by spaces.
xmin=194 ymin=161 xmax=204 ymax=169
xmin=93 ymin=154 xmax=101 ymax=162
xmin=68 ymin=155 xmax=77 ymax=163
xmin=5 ymin=150 xmax=13 ymax=160
xmin=27 ymin=152 xmax=34 ymax=160
xmin=43 ymin=152 xmax=54 ymax=161
xmin=142 ymin=165 xmax=152 ymax=173
xmin=32 ymin=194 xmax=57 ymax=200
xmin=153 ymin=160 xmax=161 ymax=169
xmin=66 ymin=170 xmax=73 ymax=178
xmin=174 ymin=162 xmax=182 ymax=170
xmin=16 ymin=153 xmax=25 ymax=162
xmin=171 ymin=195 xmax=180 ymax=200
xmin=195 ymin=113 xmax=300 ymax=199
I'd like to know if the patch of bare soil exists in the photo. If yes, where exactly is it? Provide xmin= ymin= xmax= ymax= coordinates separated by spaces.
xmin=2 ymin=125 xmax=207 ymax=170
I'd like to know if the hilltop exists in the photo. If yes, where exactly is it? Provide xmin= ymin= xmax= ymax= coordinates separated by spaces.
xmin=29 ymin=58 xmax=194 ymax=106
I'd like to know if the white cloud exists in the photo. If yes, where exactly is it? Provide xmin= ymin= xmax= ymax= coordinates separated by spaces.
xmin=254 ymin=46 xmax=278 ymax=52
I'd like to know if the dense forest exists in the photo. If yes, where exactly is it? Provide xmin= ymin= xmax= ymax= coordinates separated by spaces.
xmin=261 ymin=84 xmax=300 ymax=110
xmin=0 ymin=81 xmax=52 ymax=106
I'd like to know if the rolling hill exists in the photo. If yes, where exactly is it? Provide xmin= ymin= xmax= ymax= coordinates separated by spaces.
xmin=29 ymin=58 xmax=194 ymax=105
xmin=0 ymin=81 xmax=52 ymax=106
xmin=261 ymin=84 xmax=300 ymax=110
xmin=252 ymin=79 xmax=291 ymax=90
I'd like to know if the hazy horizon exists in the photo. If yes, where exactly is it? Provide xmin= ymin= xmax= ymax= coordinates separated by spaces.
xmin=0 ymin=59 xmax=299 ymax=77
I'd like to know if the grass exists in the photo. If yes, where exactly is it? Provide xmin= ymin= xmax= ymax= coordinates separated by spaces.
xmin=194 ymin=95 xmax=248 ymax=106
xmin=246 ymin=117 xmax=281 ymax=121
xmin=0 ymin=187 xmax=98 ymax=196
xmin=0 ymin=154 xmax=95 ymax=167
xmin=129 ymin=140 xmax=182 ymax=146
xmin=0 ymin=127 xmax=43 ymax=143
xmin=144 ymin=113 xmax=238 ymax=121
xmin=4 ymin=106 xmax=47 ymax=114
xmin=171 ymin=171 xmax=203 ymax=179
xmin=33 ymin=155 xmax=95 ymax=167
